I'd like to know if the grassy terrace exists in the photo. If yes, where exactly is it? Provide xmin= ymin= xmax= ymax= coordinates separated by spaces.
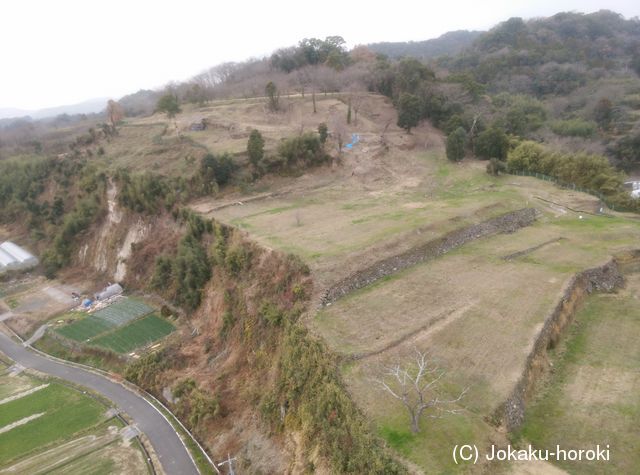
xmin=517 ymin=271 xmax=640 ymax=474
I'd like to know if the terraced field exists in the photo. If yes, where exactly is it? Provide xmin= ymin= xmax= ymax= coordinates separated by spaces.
xmin=518 ymin=270 xmax=640 ymax=474
xmin=199 ymin=138 xmax=640 ymax=473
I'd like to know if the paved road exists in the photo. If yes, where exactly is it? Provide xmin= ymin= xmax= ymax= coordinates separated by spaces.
xmin=0 ymin=331 xmax=199 ymax=475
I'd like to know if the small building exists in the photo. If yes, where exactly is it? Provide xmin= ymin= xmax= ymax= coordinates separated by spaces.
xmin=95 ymin=283 xmax=123 ymax=300
xmin=624 ymin=181 xmax=640 ymax=199
xmin=0 ymin=241 xmax=39 ymax=274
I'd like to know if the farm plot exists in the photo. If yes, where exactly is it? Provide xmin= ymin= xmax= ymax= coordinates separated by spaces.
xmin=0 ymin=371 xmax=149 ymax=474
xmin=0 ymin=364 xmax=38 ymax=400
xmin=56 ymin=315 xmax=114 ymax=342
xmin=55 ymin=297 xmax=153 ymax=342
xmin=91 ymin=314 xmax=175 ymax=354
xmin=0 ymin=382 xmax=104 ymax=465
xmin=93 ymin=298 xmax=153 ymax=326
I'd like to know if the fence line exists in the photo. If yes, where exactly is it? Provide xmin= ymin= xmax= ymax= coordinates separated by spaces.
xmin=507 ymin=169 xmax=619 ymax=211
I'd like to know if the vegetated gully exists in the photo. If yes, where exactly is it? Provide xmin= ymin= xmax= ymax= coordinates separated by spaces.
xmin=0 ymin=330 xmax=199 ymax=475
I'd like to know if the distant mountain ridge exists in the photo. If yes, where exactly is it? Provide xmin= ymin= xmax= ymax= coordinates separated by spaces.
xmin=367 ymin=30 xmax=484 ymax=59
xmin=0 ymin=97 xmax=109 ymax=121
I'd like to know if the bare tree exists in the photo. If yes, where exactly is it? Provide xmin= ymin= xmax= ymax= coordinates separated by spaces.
xmin=376 ymin=350 xmax=468 ymax=433
xmin=106 ymin=100 xmax=125 ymax=129
xmin=347 ymin=81 xmax=366 ymax=126
xmin=330 ymin=114 xmax=347 ymax=161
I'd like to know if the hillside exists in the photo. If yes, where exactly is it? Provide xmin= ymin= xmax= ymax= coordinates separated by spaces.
xmin=368 ymin=30 xmax=484 ymax=59
xmin=436 ymin=11 xmax=640 ymax=170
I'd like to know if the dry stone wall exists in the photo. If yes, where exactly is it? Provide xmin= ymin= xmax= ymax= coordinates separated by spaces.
xmin=321 ymin=208 xmax=538 ymax=306
xmin=498 ymin=259 xmax=626 ymax=431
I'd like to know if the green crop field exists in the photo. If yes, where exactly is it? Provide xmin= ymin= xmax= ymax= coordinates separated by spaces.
xmin=0 ymin=383 xmax=105 ymax=465
xmin=90 ymin=314 xmax=175 ymax=354
xmin=55 ymin=297 xmax=154 ymax=342
xmin=92 ymin=298 xmax=153 ymax=326
xmin=56 ymin=315 xmax=115 ymax=342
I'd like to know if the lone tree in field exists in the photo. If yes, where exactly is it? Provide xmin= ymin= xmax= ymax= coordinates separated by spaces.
xmin=156 ymin=93 xmax=181 ymax=118
xmin=330 ymin=115 xmax=347 ymax=159
xmin=265 ymin=81 xmax=280 ymax=112
xmin=446 ymin=127 xmax=467 ymax=162
xmin=106 ymin=100 xmax=124 ymax=128
xmin=377 ymin=350 xmax=468 ymax=433
xmin=247 ymin=129 xmax=265 ymax=167
xmin=397 ymin=93 xmax=421 ymax=133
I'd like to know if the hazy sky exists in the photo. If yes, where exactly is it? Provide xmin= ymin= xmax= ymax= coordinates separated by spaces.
xmin=1 ymin=0 xmax=638 ymax=110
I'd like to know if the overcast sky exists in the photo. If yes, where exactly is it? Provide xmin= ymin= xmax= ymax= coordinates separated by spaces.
xmin=1 ymin=0 xmax=638 ymax=110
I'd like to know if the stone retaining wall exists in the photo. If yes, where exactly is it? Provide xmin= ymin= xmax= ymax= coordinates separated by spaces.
xmin=320 ymin=208 xmax=538 ymax=306
xmin=498 ymin=259 xmax=625 ymax=431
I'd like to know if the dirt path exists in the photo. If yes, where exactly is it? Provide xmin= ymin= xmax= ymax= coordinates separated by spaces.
xmin=22 ymin=324 xmax=47 ymax=347
xmin=352 ymin=303 xmax=472 ymax=361
xmin=0 ymin=413 xmax=45 ymax=434
xmin=0 ymin=383 xmax=48 ymax=405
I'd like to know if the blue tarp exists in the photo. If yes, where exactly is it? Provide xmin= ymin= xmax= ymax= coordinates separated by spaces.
xmin=345 ymin=134 xmax=360 ymax=150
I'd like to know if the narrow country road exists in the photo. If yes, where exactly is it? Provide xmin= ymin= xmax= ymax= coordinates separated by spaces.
xmin=0 ymin=331 xmax=199 ymax=475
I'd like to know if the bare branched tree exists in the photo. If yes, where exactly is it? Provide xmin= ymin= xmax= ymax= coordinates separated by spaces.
xmin=106 ymin=100 xmax=125 ymax=129
xmin=330 ymin=114 xmax=347 ymax=161
xmin=376 ymin=350 xmax=468 ymax=433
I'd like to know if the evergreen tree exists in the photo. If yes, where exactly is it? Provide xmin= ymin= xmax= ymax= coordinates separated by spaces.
xmin=396 ymin=93 xmax=421 ymax=133
xmin=446 ymin=127 xmax=467 ymax=162
xmin=247 ymin=130 xmax=265 ymax=167
xmin=475 ymin=127 xmax=509 ymax=160
xmin=156 ymin=93 xmax=181 ymax=118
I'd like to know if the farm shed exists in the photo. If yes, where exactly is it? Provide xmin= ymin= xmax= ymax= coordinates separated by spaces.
xmin=96 ymin=283 xmax=124 ymax=300
xmin=0 ymin=241 xmax=39 ymax=273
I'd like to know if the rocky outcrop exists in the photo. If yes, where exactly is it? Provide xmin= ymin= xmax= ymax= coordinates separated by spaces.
xmin=321 ymin=208 xmax=538 ymax=306
xmin=498 ymin=259 xmax=625 ymax=431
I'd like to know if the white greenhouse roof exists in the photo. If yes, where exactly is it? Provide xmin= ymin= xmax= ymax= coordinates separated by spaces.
xmin=0 ymin=241 xmax=39 ymax=273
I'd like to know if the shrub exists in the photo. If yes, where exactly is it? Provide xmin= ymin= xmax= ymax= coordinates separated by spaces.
xmin=550 ymin=118 xmax=597 ymax=137
xmin=277 ymin=132 xmax=328 ymax=169
xmin=506 ymin=141 xmax=637 ymax=211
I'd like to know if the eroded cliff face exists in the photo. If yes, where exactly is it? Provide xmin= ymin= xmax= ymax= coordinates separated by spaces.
xmin=71 ymin=196 xmax=346 ymax=472
xmin=75 ymin=181 xmax=176 ymax=286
